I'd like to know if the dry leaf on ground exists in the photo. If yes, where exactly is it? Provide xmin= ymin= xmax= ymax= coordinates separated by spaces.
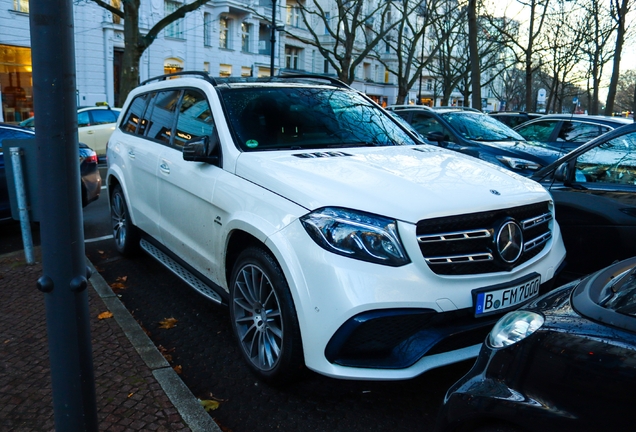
xmin=199 ymin=399 xmax=220 ymax=412
xmin=98 ymin=311 xmax=113 ymax=320
xmin=158 ymin=317 xmax=178 ymax=329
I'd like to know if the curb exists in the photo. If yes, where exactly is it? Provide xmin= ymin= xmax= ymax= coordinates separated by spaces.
xmin=87 ymin=259 xmax=222 ymax=432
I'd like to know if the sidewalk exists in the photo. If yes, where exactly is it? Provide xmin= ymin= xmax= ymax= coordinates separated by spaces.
xmin=0 ymin=249 xmax=220 ymax=432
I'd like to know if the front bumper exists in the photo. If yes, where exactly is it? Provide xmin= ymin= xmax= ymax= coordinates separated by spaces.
xmin=266 ymin=216 xmax=566 ymax=380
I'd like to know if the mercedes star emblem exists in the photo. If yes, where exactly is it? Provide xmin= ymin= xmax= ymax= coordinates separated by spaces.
xmin=496 ymin=221 xmax=523 ymax=263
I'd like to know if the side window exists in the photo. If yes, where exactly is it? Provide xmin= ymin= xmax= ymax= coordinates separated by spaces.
xmin=174 ymin=90 xmax=215 ymax=147
xmin=411 ymin=113 xmax=453 ymax=142
xmin=77 ymin=111 xmax=90 ymax=128
xmin=558 ymin=121 xmax=611 ymax=143
xmin=144 ymin=90 xmax=182 ymax=145
xmin=574 ymin=131 xmax=636 ymax=185
xmin=91 ymin=109 xmax=119 ymax=125
xmin=121 ymin=93 xmax=151 ymax=134
xmin=516 ymin=120 xmax=558 ymax=142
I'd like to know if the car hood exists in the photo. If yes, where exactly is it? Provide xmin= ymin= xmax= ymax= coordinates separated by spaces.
xmin=235 ymin=145 xmax=550 ymax=223
xmin=476 ymin=140 xmax=563 ymax=163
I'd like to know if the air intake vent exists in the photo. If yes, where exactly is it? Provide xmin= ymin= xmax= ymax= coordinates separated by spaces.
xmin=294 ymin=151 xmax=353 ymax=158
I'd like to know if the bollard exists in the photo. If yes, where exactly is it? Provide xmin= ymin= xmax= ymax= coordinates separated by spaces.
xmin=9 ymin=147 xmax=35 ymax=265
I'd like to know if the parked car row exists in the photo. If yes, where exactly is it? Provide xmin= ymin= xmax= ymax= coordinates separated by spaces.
xmin=20 ymin=103 xmax=121 ymax=160
xmin=0 ymin=123 xmax=101 ymax=223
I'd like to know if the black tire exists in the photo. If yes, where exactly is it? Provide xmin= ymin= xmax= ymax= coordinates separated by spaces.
xmin=229 ymin=246 xmax=304 ymax=384
xmin=110 ymin=184 xmax=139 ymax=256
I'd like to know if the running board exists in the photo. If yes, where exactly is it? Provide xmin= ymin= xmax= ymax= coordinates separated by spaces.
xmin=140 ymin=239 xmax=223 ymax=304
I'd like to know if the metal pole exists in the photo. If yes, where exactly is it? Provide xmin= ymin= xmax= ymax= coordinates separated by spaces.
xmin=29 ymin=0 xmax=98 ymax=430
xmin=9 ymin=147 xmax=34 ymax=265
xmin=270 ymin=0 xmax=277 ymax=76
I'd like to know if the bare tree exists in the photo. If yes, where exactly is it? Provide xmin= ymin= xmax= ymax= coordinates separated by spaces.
xmin=576 ymin=0 xmax=617 ymax=114
xmin=86 ymin=0 xmax=210 ymax=103
xmin=541 ymin=0 xmax=583 ymax=113
xmin=468 ymin=0 xmax=481 ymax=109
xmin=282 ymin=0 xmax=400 ymax=84
xmin=484 ymin=0 xmax=551 ymax=110
xmin=605 ymin=0 xmax=635 ymax=115
xmin=615 ymin=69 xmax=636 ymax=113
xmin=375 ymin=0 xmax=459 ymax=105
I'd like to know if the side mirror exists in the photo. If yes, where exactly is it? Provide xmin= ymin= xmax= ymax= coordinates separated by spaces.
xmin=183 ymin=133 xmax=221 ymax=165
xmin=427 ymin=131 xmax=445 ymax=143
xmin=554 ymin=162 xmax=570 ymax=183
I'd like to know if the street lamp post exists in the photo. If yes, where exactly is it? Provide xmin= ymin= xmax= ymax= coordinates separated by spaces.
xmin=270 ymin=0 xmax=277 ymax=76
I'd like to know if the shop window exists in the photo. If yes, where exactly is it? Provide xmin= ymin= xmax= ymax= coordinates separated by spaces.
xmin=220 ymin=64 xmax=232 ymax=77
xmin=164 ymin=58 xmax=184 ymax=75
xmin=0 ymin=45 xmax=33 ymax=123
xmin=204 ymin=13 xmax=212 ymax=46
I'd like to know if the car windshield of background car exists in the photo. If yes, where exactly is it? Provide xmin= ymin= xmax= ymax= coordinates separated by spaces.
xmin=574 ymin=131 xmax=636 ymax=184
xmin=441 ymin=112 xmax=524 ymax=141
xmin=221 ymin=87 xmax=417 ymax=151
xmin=557 ymin=121 xmax=611 ymax=143
xmin=91 ymin=109 xmax=120 ymax=125
xmin=516 ymin=120 xmax=559 ymax=142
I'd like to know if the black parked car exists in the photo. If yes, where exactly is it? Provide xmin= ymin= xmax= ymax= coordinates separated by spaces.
xmin=531 ymin=122 xmax=636 ymax=277
xmin=0 ymin=123 xmax=101 ymax=222
xmin=387 ymin=106 xmax=562 ymax=176
xmin=436 ymin=255 xmax=636 ymax=432
xmin=514 ymin=114 xmax=631 ymax=155
xmin=489 ymin=111 xmax=544 ymax=128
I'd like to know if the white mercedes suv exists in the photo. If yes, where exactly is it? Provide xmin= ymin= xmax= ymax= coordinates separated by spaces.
xmin=106 ymin=72 xmax=566 ymax=383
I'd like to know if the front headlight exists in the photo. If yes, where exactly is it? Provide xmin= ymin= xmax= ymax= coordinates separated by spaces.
xmin=300 ymin=207 xmax=410 ymax=266
xmin=496 ymin=156 xmax=542 ymax=171
xmin=488 ymin=310 xmax=544 ymax=348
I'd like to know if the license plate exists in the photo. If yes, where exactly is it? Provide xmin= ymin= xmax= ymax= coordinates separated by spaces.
xmin=473 ymin=273 xmax=541 ymax=317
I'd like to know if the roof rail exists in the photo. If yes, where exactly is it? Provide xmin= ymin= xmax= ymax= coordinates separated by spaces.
xmin=386 ymin=104 xmax=433 ymax=112
xmin=140 ymin=71 xmax=217 ymax=86
xmin=276 ymin=74 xmax=352 ymax=90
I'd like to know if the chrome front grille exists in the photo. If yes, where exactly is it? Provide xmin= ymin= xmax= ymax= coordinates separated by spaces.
xmin=416 ymin=202 xmax=552 ymax=275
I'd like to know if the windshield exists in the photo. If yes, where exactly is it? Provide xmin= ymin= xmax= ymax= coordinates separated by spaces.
xmin=221 ymin=87 xmax=417 ymax=151
xmin=440 ymin=112 xmax=525 ymax=142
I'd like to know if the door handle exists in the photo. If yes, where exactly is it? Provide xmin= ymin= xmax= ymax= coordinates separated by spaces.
xmin=128 ymin=150 xmax=135 ymax=159
xmin=160 ymin=163 xmax=170 ymax=174
xmin=87 ymin=131 xmax=94 ymax=134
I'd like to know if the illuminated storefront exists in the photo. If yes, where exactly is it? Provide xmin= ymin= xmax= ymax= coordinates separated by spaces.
xmin=0 ymin=45 xmax=33 ymax=123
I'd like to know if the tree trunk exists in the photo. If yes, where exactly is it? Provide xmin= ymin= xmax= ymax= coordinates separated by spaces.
xmin=120 ymin=0 xmax=142 ymax=105
xmin=605 ymin=0 xmax=629 ymax=116
xmin=468 ymin=0 xmax=481 ymax=110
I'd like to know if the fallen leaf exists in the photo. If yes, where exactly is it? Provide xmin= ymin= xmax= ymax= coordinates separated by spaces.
xmin=163 ymin=353 xmax=173 ymax=362
xmin=173 ymin=365 xmax=182 ymax=374
xmin=110 ymin=282 xmax=126 ymax=290
xmin=117 ymin=276 xmax=128 ymax=282
xmin=98 ymin=311 xmax=113 ymax=320
xmin=127 ymin=392 xmax=134 ymax=398
xmin=158 ymin=318 xmax=178 ymax=329
xmin=199 ymin=399 xmax=220 ymax=412
xmin=98 ymin=250 xmax=104 ymax=255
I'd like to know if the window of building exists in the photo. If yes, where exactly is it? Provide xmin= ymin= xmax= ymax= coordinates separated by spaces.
xmin=287 ymin=3 xmax=301 ymax=28
xmin=285 ymin=47 xmax=301 ymax=70
xmin=241 ymin=23 xmax=251 ymax=53
xmin=111 ymin=0 xmax=121 ymax=23
xmin=165 ymin=1 xmax=184 ymax=39
xmin=220 ymin=64 xmax=232 ymax=77
xmin=241 ymin=66 xmax=252 ymax=77
xmin=324 ymin=59 xmax=329 ymax=74
xmin=204 ymin=13 xmax=212 ymax=46
xmin=426 ymin=78 xmax=432 ymax=91
xmin=220 ymin=17 xmax=231 ymax=49
xmin=13 ymin=0 xmax=28 ymax=13
xmin=324 ymin=12 xmax=330 ymax=35
xmin=203 ymin=62 xmax=210 ymax=73
xmin=257 ymin=67 xmax=270 ymax=77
